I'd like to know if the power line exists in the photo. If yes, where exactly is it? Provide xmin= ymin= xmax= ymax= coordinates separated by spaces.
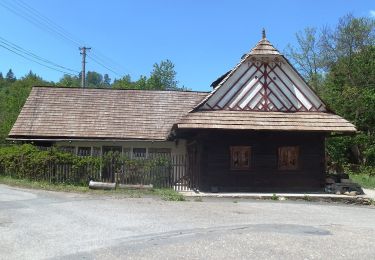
xmin=91 ymin=52 xmax=125 ymax=75
xmin=0 ymin=0 xmax=80 ymax=48
xmin=13 ymin=0 xmax=83 ymax=46
xmin=13 ymin=0 xmax=127 ymax=76
xmin=87 ymin=54 xmax=122 ymax=77
xmin=0 ymin=36 xmax=80 ymax=74
xmin=0 ymin=0 xmax=126 ymax=77
xmin=0 ymin=43 xmax=76 ymax=76
xmin=91 ymin=48 xmax=129 ymax=74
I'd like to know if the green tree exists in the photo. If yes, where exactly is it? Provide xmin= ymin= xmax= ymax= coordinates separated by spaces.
xmin=23 ymin=70 xmax=43 ymax=81
xmin=286 ymin=14 xmax=375 ymax=167
xmin=57 ymin=74 xmax=80 ymax=87
xmin=322 ymin=46 xmax=375 ymax=166
xmin=0 ymin=73 xmax=50 ymax=143
xmin=147 ymin=59 xmax=178 ymax=90
xmin=5 ymin=69 xmax=16 ymax=82
xmin=112 ymin=74 xmax=135 ymax=89
xmin=103 ymin=74 xmax=111 ymax=87
xmin=285 ymin=27 xmax=324 ymax=90
xmin=322 ymin=46 xmax=375 ymax=133
xmin=134 ymin=75 xmax=148 ymax=89
xmin=320 ymin=14 xmax=375 ymax=74
xmin=86 ymin=71 xmax=103 ymax=88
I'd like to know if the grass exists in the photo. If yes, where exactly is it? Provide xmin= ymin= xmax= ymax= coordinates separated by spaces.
xmin=154 ymin=188 xmax=185 ymax=201
xmin=271 ymin=193 xmax=279 ymax=200
xmin=0 ymin=175 xmax=185 ymax=201
xmin=349 ymin=173 xmax=375 ymax=189
xmin=0 ymin=175 xmax=89 ymax=192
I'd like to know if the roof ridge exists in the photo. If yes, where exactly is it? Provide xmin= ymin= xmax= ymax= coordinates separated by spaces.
xmin=249 ymin=37 xmax=281 ymax=55
xmin=32 ymin=86 xmax=209 ymax=94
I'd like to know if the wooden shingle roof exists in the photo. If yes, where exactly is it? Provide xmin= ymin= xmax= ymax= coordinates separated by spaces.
xmin=178 ymin=32 xmax=356 ymax=133
xmin=249 ymin=37 xmax=281 ymax=55
xmin=176 ymin=111 xmax=357 ymax=133
xmin=9 ymin=87 xmax=208 ymax=141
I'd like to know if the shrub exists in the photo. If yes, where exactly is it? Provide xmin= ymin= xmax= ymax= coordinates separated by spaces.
xmin=0 ymin=144 xmax=173 ymax=187
xmin=0 ymin=144 xmax=101 ymax=184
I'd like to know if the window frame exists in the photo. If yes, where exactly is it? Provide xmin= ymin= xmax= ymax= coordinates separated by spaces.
xmin=58 ymin=146 xmax=75 ymax=154
xmin=230 ymin=146 xmax=251 ymax=171
xmin=277 ymin=146 xmax=300 ymax=171
xmin=77 ymin=146 xmax=92 ymax=157
xmin=132 ymin=148 xmax=147 ymax=159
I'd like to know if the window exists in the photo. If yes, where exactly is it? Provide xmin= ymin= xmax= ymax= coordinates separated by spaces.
xmin=123 ymin=148 xmax=131 ymax=158
xmin=230 ymin=146 xmax=251 ymax=170
xmin=133 ymin=148 xmax=146 ymax=159
xmin=58 ymin=146 xmax=75 ymax=154
xmin=278 ymin=146 xmax=299 ymax=170
xmin=77 ymin=147 xmax=91 ymax=157
xmin=92 ymin=147 xmax=101 ymax=157
xmin=148 ymin=148 xmax=171 ymax=158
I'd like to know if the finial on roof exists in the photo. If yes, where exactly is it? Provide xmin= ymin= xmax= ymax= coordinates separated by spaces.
xmin=262 ymin=28 xmax=266 ymax=39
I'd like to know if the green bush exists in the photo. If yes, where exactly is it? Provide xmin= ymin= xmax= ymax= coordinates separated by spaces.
xmin=102 ymin=151 xmax=172 ymax=187
xmin=326 ymin=136 xmax=353 ymax=165
xmin=0 ymin=145 xmax=173 ymax=187
xmin=326 ymin=134 xmax=375 ymax=166
xmin=0 ymin=144 xmax=100 ymax=184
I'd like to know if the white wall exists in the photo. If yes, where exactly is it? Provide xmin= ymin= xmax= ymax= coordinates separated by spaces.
xmin=56 ymin=139 xmax=187 ymax=157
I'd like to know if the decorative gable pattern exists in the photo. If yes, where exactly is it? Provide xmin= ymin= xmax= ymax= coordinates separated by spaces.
xmin=198 ymin=36 xmax=327 ymax=112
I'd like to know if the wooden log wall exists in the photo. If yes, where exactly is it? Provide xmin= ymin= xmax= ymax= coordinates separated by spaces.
xmin=194 ymin=130 xmax=326 ymax=192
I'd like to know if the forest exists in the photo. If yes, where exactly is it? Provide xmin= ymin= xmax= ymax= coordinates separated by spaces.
xmin=0 ymin=14 xmax=374 ymax=183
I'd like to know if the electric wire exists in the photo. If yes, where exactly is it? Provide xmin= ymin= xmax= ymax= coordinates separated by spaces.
xmin=0 ymin=0 xmax=80 ymax=48
xmin=87 ymin=55 xmax=122 ymax=77
xmin=0 ymin=43 xmax=76 ymax=76
xmin=0 ymin=36 xmax=80 ymax=74
xmin=13 ymin=0 xmax=83 ymax=46
xmin=0 ymin=0 xmax=126 ymax=77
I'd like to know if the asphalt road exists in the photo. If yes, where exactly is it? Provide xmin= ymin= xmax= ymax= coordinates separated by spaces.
xmin=1 ymin=184 xmax=375 ymax=259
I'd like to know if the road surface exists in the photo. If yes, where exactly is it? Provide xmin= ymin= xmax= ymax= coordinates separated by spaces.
xmin=0 ymin=184 xmax=374 ymax=259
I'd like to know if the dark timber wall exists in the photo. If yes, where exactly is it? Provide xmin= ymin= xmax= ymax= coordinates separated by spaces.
xmin=192 ymin=131 xmax=326 ymax=192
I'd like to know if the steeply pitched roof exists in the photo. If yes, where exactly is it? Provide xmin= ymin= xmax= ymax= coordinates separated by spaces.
xmin=194 ymin=31 xmax=327 ymax=112
xmin=9 ymin=87 xmax=208 ymax=141
xmin=249 ymin=37 xmax=281 ymax=55
xmin=174 ymin=31 xmax=356 ymax=134
xmin=176 ymin=111 xmax=357 ymax=133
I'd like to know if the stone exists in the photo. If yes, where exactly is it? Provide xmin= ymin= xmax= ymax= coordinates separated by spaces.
xmin=335 ymin=191 xmax=342 ymax=195
xmin=325 ymin=177 xmax=335 ymax=184
xmin=349 ymin=191 xmax=358 ymax=196
xmin=344 ymin=191 xmax=350 ymax=195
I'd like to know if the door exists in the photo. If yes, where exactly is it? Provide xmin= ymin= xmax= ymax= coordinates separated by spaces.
xmin=187 ymin=141 xmax=200 ymax=191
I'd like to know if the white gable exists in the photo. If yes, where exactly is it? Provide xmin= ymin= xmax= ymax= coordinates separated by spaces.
xmin=198 ymin=38 xmax=327 ymax=112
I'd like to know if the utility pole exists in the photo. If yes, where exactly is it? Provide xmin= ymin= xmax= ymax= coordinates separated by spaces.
xmin=79 ymin=46 xmax=91 ymax=88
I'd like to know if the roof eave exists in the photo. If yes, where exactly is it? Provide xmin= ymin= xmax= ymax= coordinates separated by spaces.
xmin=6 ymin=136 xmax=169 ymax=142
xmin=175 ymin=126 xmax=357 ymax=134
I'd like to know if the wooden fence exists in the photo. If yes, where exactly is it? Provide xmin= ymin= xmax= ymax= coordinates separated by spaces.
xmin=100 ymin=153 xmax=194 ymax=190
xmin=1 ymin=153 xmax=198 ymax=191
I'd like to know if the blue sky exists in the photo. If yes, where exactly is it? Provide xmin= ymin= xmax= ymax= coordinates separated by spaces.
xmin=0 ymin=0 xmax=374 ymax=91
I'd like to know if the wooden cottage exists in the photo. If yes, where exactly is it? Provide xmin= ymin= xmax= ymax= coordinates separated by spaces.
xmin=9 ymin=32 xmax=356 ymax=191
xmin=174 ymin=32 xmax=356 ymax=191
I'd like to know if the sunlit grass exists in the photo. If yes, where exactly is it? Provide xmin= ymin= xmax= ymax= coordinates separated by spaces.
xmin=0 ymin=175 xmax=185 ymax=201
